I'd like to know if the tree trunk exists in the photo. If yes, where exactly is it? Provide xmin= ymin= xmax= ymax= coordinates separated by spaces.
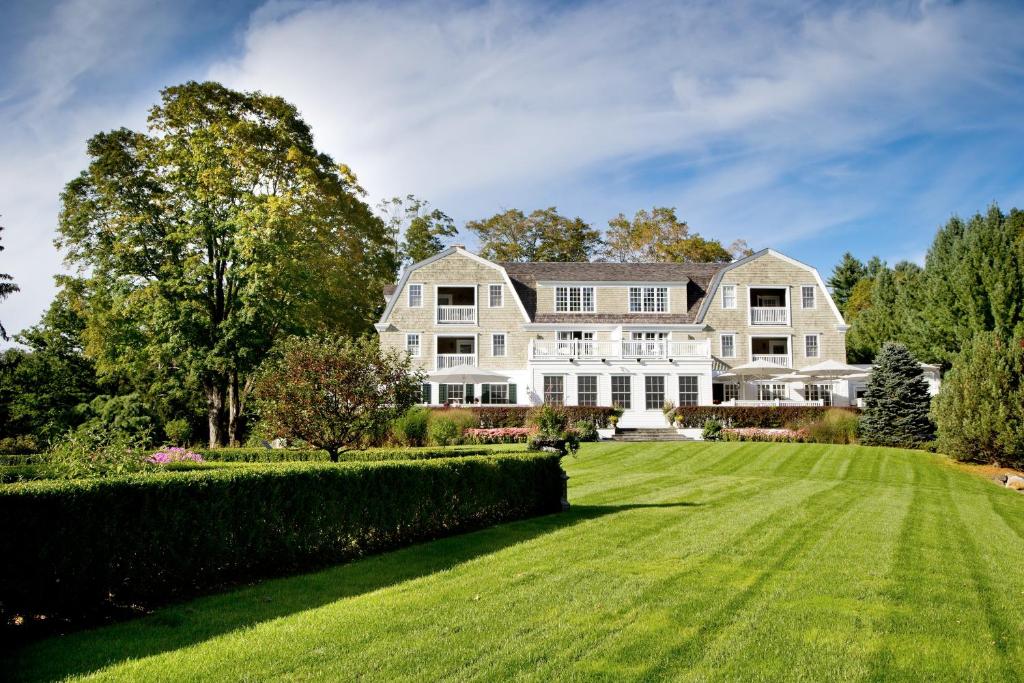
xmin=205 ymin=379 xmax=227 ymax=448
xmin=227 ymin=371 xmax=241 ymax=447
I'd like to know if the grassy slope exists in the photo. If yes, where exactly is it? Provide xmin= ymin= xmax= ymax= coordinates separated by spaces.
xmin=7 ymin=442 xmax=1024 ymax=682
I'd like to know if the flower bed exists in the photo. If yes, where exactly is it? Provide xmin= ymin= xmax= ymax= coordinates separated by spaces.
xmin=463 ymin=427 xmax=535 ymax=444
xmin=722 ymin=427 xmax=808 ymax=443
xmin=146 ymin=447 xmax=204 ymax=465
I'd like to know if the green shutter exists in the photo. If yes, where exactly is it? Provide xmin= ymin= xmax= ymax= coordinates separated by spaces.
xmin=421 ymin=382 xmax=432 ymax=404
xmin=465 ymin=384 xmax=475 ymax=403
xmin=509 ymin=383 xmax=517 ymax=404
xmin=439 ymin=384 xmax=448 ymax=404
xmin=481 ymin=384 xmax=491 ymax=404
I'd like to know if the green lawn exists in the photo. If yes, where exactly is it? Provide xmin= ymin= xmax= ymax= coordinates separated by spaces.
xmin=7 ymin=442 xmax=1024 ymax=681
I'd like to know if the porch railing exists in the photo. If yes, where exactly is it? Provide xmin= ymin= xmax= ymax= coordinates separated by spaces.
xmin=750 ymin=307 xmax=788 ymax=325
xmin=436 ymin=353 xmax=476 ymax=369
xmin=436 ymin=305 xmax=476 ymax=324
xmin=530 ymin=339 xmax=711 ymax=360
xmin=752 ymin=353 xmax=790 ymax=367
xmin=725 ymin=399 xmax=824 ymax=407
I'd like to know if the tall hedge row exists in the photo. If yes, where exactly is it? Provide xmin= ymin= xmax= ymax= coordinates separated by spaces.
xmin=670 ymin=406 xmax=858 ymax=429
xmin=0 ymin=453 xmax=563 ymax=622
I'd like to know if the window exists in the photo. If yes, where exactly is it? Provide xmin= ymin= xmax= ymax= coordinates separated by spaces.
xmin=801 ymin=285 xmax=815 ymax=309
xmin=720 ymin=333 xmax=736 ymax=358
xmin=482 ymin=383 xmax=510 ymax=404
xmin=806 ymin=383 xmax=833 ymax=406
xmin=442 ymin=383 xmax=465 ymax=403
xmin=554 ymin=286 xmax=595 ymax=312
xmin=611 ymin=375 xmax=632 ymax=409
xmin=557 ymin=330 xmax=594 ymax=355
xmin=408 ymin=284 xmax=422 ymax=308
xmin=678 ymin=376 xmax=699 ymax=406
xmin=577 ymin=376 xmax=598 ymax=406
xmin=491 ymin=333 xmax=506 ymax=357
xmin=722 ymin=284 xmax=736 ymax=309
xmin=645 ymin=376 xmax=665 ymax=410
xmin=420 ymin=382 xmax=432 ymax=404
xmin=406 ymin=333 xmax=421 ymax=357
xmin=756 ymin=384 xmax=787 ymax=401
xmin=722 ymin=384 xmax=739 ymax=402
xmin=805 ymin=334 xmax=820 ymax=358
xmin=489 ymin=284 xmax=503 ymax=308
xmin=543 ymin=376 xmax=564 ymax=406
xmin=628 ymin=286 xmax=668 ymax=313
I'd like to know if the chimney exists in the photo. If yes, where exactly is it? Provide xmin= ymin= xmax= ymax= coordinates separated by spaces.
xmin=453 ymin=244 xmax=466 ymax=250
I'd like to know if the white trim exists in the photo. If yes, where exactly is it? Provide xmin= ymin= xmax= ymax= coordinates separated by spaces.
xmin=490 ymin=331 xmax=508 ymax=357
xmin=695 ymin=249 xmax=846 ymax=325
xmin=719 ymin=332 xmax=737 ymax=358
xmin=433 ymin=282 xmax=477 ymax=326
xmin=721 ymin=284 xmax=737 ymax=309
xmin=488 ymin=283 xmax=504 ymax=308
xmin=536 ymin=280 xmax=688 ymax=287
xmin=378 ymin=247 xmax=530 ymax=325
xmin=627 ymin=285 xmax=671 ymax=314
xmin=746 ymin=284 xmax=790 ymax=327
xmin=553 ymin=285 xmax=597 ymax=313
xmin=749 ymin=333 xmax=793 ymax=368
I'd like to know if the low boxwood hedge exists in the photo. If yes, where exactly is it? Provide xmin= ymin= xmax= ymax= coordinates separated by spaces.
xmin=670 ymin=406 xmax=858 ymax=429
xmin=185 ymin=445 xmax=527 ymax=463
xmin=0 ymin=452 xmax=563 ymax=622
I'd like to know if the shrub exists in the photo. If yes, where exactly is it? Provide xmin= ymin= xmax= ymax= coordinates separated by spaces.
xmin=0 ymin=453 xmax=564 ymax=623
xmin=391 ymin=406 xmax=431 ymax=447
xmin=177 ymin=445 xmax=527 ymax=464
xmin=44 ymin=423 xmax=150 ymax=479
xmin=702 ymin=419 xmax=723 ymax=441
xmin=340 ymin=445 xmax=526 ymax=462
xmin=671 ymin=406 xmax=850 ymax=429
xmin=0 ymin=435 xmax=41 ymax=455
xmin=462 ymin=427 xmax=534 ymax=444
xmin=860 ymin=342 xmax=935 ymax=448
xmin=428 ymin=417 xmax=461 ymax=446
xmin=804 ymin=409 xmax=860 ymax=444
xmin=163 ymin=418 xmax=191 ymax=446
xmin=572 ymin=420 xmax=598 ymax=442
xmin=147 ymin=447 xmax=204 ymax=465
xmin=528 ymin=431 xmax=580 ymax=456
xmin=527 ymin=405 xmax=567 ymax=434
xmin=462 ymin=406 xmax=620 ymax=428
xmin=932 ymin=331 xmax=1024 ymax=466
xmin=188 ymin=447 xmax=330 ymax=463
xmin=722 ymin=428 xmax=807 ymax=443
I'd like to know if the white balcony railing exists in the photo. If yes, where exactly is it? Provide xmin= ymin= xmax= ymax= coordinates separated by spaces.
xmin=436 ymin=305 xmax=476 ymax=324
xmin=752 ymin=353 xmax=790 ymax=367
xmin=750 ymin=307 xmax=789 ymax=325
xmin=726 ymin=399 xmax=824 ymax=407
xmin=436 ymin=353 xmax=476 ymax=369
xmin=530 ymin=339 xmax=711 ymax=360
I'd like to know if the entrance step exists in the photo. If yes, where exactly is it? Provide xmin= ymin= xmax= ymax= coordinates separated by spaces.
xmin=610 ymin=428 xmax=696 ymax=442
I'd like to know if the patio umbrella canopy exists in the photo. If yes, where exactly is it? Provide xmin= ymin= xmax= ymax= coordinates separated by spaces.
xmin=721 ymin=359 xmax=793 ymax=400
xmin=791 ymin=360 xmax=866 ymax=405
xmin=427 ymin=366 xmax=511 ymax=385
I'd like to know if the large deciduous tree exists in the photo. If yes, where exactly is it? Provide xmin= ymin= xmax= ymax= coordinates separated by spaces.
xmin=0 ymin=223 xmax=19 ymax=340
xmin=465 ymin=207 xmax=603 ymax=262
xmin=57 ymin=81 xmax=397 ymax=447
xmin=603 ymin=207 xmax=738 ymax=263
xmin=254 ymin=335 xmax=423 ymax=460
xmin=378 ymin=195 xmax=457 ymax=265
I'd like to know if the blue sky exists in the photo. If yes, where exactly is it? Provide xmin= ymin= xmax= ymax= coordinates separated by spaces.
xmin=3 ymin=0 xmax=1024 ymax=339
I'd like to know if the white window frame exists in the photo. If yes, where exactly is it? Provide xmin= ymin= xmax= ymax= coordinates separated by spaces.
xmin=443 ymin=383 xmax=466 ymax=403
xmin=756 ymin=383 xmax=787 ymax=401
xmin=644 ymin=375 xmax=666 ymax=410
xmin=483 ymin=383 xmax=510 ymax=405
xmin=491 ymin=332 xmax=507 ymax=357
xmin=611 ymin=375 xmax=632 ymax=409
xmin=678 ymin=375 xmax=699 ymax=406
xmin=805 ymin=383 xmax=833 ymax=406
xmin=577 ymin=375 xmax=598 ymax=407
xmin=554 ymin=285 xmax=595 ymax=313
xmin=489 ymin=284 xmax=503 ymax=308
xmin=722 ymin=383 xmax=739 ymax=402
xmin=805 ymin=333 xmax=820 ymax=358
xmin=406 ymin=333 xmax=421 ymax=357
xmin=407 ymin=283 xmax=423 ymax=308
xmin=628 ymin=286 xmax=669 ymax=313
xmin=720 ymin=333 xmax=737 ymax=358
xmin=801 ymin=285 xmax=816 ymax=309
xmin=721 ymin=284 xmax=737 ymax=309
xmin=543 ymin=375 xmax=565 ymax=406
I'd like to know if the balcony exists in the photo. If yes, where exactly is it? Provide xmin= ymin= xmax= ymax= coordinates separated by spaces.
xmin=436 ymin=305 xmax=476 ymax=324
xmin=531 ymin=339 xmax=711 ymax=360
xmin=752 ymin=353 xmax=790 ymax=367
xmin=750 ymin=307 xmax=789 ymax=325
xmin=436 ymin=353 xmax=476 ymax=369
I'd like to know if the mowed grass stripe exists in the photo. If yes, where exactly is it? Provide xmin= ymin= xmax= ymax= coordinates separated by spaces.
xmin=6 ymin=442 xmax=1024 ymax=682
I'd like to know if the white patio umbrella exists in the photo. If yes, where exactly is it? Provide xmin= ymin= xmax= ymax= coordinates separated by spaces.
xmin=792 ymin=360 xmax=865 ymax=405
xmin=726 ymin=359 xmax=794 ymax=400
xmin=428 ymin=366 xmax=510 ymax=384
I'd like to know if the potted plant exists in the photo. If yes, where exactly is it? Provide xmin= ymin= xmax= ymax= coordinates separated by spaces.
xmin=598 ymin=414 xmax=618 ymax=440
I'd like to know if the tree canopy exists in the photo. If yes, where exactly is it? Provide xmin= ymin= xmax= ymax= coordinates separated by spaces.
xmin=56 ymin=81 xmax=397 ymax=447
xmin=604 ymin=207 xmax=745 ymax=263
xmin=0 ymin=223 xmax=19 ymax=340
xmin=827 ymin=252 xmax=866 ymax=315
xmin=379 ymin=195 xmax=457 ymax=265
xmin=465 ymin=207 xmax=603 ymax=262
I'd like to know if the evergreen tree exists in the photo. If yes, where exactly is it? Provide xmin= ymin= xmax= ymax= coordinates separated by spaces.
xmin=846 ymin=262 xmax=923 ymax=363
xmin=931 ymin=330 xmax=1024 ymax=467
xmin=860 ymin=342 xmax=935 ymax=448
xmin=827 ymin=252 xmax=866 ymax=314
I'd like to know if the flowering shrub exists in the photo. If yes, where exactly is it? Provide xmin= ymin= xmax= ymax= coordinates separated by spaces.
xmin=463 ymin=427 xmax=535 ymax=444
xmin=147 ymin=447 xmax=204 ymax=465
xmin=721 ymin=427 xmax=808 ymax=443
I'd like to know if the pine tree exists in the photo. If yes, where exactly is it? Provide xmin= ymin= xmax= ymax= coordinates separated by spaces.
xmin=827 ymin=252 xmax=866 ymax=314
xmin=859 ymin=342 xmax=935 ymax=447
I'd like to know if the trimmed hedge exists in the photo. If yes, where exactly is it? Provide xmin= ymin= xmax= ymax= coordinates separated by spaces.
xmin=0 ymin=453 xmax=563 ymax=622
xmin=449 ymin=406 xmax=620 ymax=428
xmin=186 ymin=445 xmax=527 ymax=463
xmin=670 ymin=406 xmax=858 ymax=429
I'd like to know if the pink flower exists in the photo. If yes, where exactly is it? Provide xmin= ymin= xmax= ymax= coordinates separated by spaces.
xmin=147 ymin=447 xmax=204 ymax=465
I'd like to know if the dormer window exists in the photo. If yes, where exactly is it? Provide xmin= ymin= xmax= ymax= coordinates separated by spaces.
xmin=628 ymin=286 xmax=668 ymax=313
xmin=555 ymin=286 xmax=594 ymax=312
